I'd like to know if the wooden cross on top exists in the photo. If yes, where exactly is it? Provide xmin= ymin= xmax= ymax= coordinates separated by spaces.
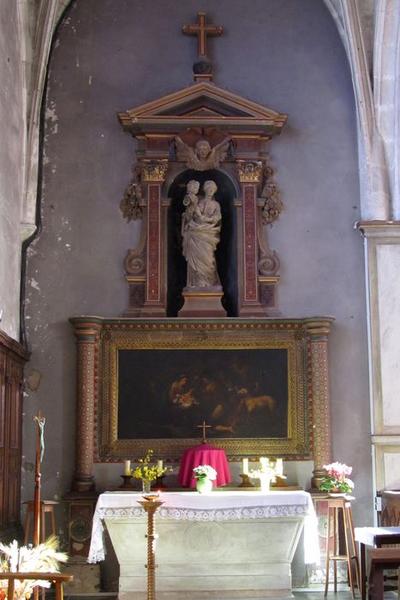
xmin=182 ymin=12 xmax=223 ymax=58
xmin=197 ymin=420 xmax=212 ymax=444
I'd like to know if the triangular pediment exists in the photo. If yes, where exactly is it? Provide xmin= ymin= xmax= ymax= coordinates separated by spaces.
xmin=118 ymin=82 xmax=287 ymax=136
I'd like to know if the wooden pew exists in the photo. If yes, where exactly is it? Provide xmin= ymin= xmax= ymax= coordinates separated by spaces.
xmin=0 ymin=572 xmax=73 ymax=600
xmin=368 ymin=547 xmax=400 ymax=600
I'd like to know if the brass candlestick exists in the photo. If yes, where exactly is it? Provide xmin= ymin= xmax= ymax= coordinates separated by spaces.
xmin=271 ymin=475 xmax=288 ymax=487
xmin=154 ymin=475 xmax=166 ymax=489
xmin=119 ymin=474 xmax=135 ymax=489
xmin=137 ymin=495 xmax=164 ymax=600
xmin=239 ymin=473 xmax=255 ymax=488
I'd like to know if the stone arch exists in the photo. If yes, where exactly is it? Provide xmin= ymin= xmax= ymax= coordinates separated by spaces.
xmin=22 ymin=0 xmax=391 ymax=236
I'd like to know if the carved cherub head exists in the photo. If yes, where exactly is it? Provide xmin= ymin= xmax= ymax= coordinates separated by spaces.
xmin=195 ymin=139 xmax=211 ymax=160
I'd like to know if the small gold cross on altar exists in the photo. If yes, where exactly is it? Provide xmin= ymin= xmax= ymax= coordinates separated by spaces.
xmin=182 ymin=12 xmax=223 ymax=58
xmin=197 ymin=420 xmax=212 ymax=444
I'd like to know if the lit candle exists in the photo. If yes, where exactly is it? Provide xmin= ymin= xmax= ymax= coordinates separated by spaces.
xmin=260 ymin=456 xmax=268 ymax=471
xmin=242 ymin=458 xmax=249 ymax=475
xmin=123 ymin=460 xmax=131 ymax=476
xmin=157 ymin=459 xmax=163 ymax=470
xmin=276 ymin=458 xmax=283 ymax=477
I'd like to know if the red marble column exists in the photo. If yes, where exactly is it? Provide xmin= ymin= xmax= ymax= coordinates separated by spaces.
xmin=305 ymin=318 xmax=335 ymax=489
xmin=242 ymin=183 xmax=259 ymax=305
xmin=141 ymin=160 xmax=168 ymax=316
xmin=237 ymin=161 xmax=265 ymax=316
xmin=70 ymin=319 xmax=102 ymax=492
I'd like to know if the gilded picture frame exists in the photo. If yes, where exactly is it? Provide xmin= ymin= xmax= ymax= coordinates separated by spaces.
xmin=97 ymin=320 xmax=311 ymax=461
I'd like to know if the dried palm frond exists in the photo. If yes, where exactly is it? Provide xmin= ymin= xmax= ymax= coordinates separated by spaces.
xmin=0 ymin=536 xmax=68 ymax=599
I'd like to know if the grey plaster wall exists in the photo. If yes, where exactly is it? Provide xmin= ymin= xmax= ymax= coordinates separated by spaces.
xmin=0 ymin=2 xmax=25 ymax=340
xmin=24 ymin=0 xmax=371 ymax=529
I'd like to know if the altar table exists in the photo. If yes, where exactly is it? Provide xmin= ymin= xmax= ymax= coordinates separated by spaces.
xmin=89 ymin=490 xmax=319 ymax=600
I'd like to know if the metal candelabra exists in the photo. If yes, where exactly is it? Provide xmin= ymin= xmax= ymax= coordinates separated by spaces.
xmin=137 ymin=495 xmax=164 ymax=600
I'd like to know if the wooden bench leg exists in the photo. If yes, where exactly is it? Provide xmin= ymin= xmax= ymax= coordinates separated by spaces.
xmin=324 ymin=505 xmax=333 ymax=596
xmin=369 ymin=568 xmax=384 ymax=600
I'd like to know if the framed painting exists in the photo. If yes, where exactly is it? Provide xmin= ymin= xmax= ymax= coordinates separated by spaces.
xmin=97 ymin=320 xmax=312 ymax=460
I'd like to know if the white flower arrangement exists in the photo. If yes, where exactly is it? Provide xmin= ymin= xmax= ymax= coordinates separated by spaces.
xmin=193 ymin=465 xmax=217 ymax=481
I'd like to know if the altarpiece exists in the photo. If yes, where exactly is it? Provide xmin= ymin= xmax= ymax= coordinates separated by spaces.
xmin=67 ymin=16 xmax=334 ymax=570
xmin=69 ymin=18 xmax=333 ymax=591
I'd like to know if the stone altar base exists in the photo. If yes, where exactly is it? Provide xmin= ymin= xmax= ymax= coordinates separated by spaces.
xmin=104 ymin=516 xmax=304 ymax=600
xmin=178 ymin=286 xmax=226 ymax=317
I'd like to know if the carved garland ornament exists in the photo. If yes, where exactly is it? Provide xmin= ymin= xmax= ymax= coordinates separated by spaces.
xmin=120 ymin=165 xmax=143 ymax=222
xmin=260 ymin=159 xmax=283 ymax=225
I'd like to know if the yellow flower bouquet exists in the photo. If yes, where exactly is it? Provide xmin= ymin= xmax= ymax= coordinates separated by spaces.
xmin=132 ymin=449 xmax=167 ymax=484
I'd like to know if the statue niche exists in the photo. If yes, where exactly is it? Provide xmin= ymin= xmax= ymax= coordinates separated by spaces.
xmin=167 ymin=169 xmax=238 ymax=317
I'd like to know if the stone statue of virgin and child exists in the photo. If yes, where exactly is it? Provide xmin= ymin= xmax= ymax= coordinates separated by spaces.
xmin=181 ymin=179 xmax=221 ymax=288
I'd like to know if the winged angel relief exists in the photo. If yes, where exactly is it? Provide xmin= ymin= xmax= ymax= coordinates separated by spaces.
xmin=175 ymin=136 xmax=232 ymax=171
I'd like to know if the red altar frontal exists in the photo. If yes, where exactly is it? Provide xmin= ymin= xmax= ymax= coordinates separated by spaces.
xmin=178 ymin=444 xmax=231 ymax=488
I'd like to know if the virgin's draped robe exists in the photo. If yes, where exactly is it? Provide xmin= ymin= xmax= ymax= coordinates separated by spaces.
xmin=182 ymin=180 xmax=221 ymax=288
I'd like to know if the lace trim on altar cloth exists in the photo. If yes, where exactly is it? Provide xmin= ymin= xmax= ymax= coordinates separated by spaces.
xmin=88 ymin=503 xmax=309 ymax=564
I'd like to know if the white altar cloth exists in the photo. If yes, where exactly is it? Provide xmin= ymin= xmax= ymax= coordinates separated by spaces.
xmin=88 ymin=490 xmax=319 ymax=565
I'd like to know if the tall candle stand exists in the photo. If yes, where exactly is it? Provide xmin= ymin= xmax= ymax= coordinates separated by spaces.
xmin=137 ymin=495 xmax=164 ymax=600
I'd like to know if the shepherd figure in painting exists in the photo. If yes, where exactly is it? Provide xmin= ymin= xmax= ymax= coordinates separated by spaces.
xmin=181 ymin=179 xmax=221 ymax=288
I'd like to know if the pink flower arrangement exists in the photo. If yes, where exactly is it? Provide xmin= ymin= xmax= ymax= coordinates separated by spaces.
xmin=319 ymin=462 xmax=354 ymax=494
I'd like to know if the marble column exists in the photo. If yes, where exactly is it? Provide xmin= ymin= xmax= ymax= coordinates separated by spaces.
xmin=236 ymin=160 xmax=265 ymax=317
xmin=305 ymin=318 xmax=334 ymax=489
xmin=141 ymin=160 xmax=168 ymax=317
xmin=70 ymin=318 xmax=102 ymax=492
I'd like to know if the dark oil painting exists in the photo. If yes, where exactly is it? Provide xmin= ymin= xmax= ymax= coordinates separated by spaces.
xmin=117 ymin=348 xmax=288 ymax=439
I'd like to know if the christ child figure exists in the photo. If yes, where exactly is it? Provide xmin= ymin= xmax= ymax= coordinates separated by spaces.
xmin=182 ymin=180 xmax=200 ymax=234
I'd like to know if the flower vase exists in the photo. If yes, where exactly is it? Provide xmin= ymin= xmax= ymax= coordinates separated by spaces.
xmin=142 ymin=479 xmax=152 ymax=494
xmin=196 ymin=477 xmax=213 ymax=494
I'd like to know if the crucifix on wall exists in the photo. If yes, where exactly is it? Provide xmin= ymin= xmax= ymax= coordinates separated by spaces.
xmin=183 ymin=12 xmax=223 ymax=57
xmin=197 ymin=420 xmax=212 ymax=444
xmin=182 ymin=12 xmax=223 ymax=81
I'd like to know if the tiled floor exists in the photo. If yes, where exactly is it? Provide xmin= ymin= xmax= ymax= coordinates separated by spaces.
xmin=294 ymin=591 xmax=398 ymax=599
xmin=65 ymin=592 xmax=400 ymax=600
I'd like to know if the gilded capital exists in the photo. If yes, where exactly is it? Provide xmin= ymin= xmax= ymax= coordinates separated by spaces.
xmin=237 ymin=160 xmax=263 ymax=183
xmin=304 ymin=317 xmax=335 ymax=339
xmin=141 ymin=159 xmax=169 ymax=182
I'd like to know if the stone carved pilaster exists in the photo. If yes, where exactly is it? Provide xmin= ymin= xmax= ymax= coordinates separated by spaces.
xmin=141 ymin=160 xmax=169 ymax=315
xmin=70 ymin=319 xmax=102 ymax=492
xmin=305 ymin=318 xmax=334 ymax=490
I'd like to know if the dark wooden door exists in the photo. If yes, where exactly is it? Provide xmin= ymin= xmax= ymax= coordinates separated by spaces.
xmin=0 ymin=330 xmax=28 ymax=532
